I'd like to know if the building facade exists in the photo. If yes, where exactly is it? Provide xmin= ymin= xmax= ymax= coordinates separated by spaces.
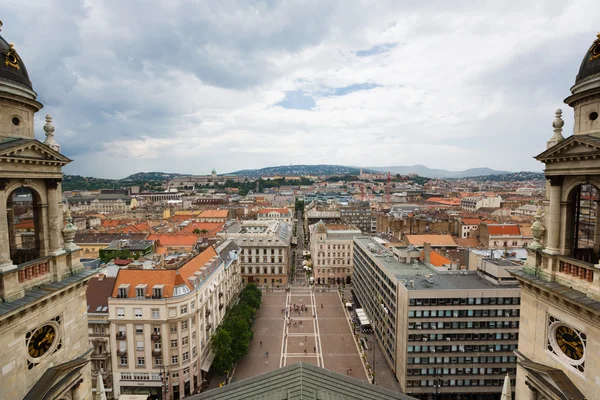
xmin=0 ymin=28 xmax=94 ymax=400
xmin=509 ymin=33 xmax=600 ymax=400
xmin=108 ymin=240 xmax=242 ymax=399
xmin=68 ymin=191 xmax=133 ymax=214
xmin=309 ymin=220 xmax=361 ymax=285
xmin=256 ymin=208 xmax=294 ymax=224
xmin=340 ymin=201 xmax=374 ymax=233
xmin=353 ymin=237 xmax=520 ymax=400
xmin=460 ymin=196 xmax=502 ymax=212
xmin=221 ymin=220 xmax=292 ymax=285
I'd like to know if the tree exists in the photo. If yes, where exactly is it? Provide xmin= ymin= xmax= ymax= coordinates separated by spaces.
xmin=240 ymin=288 xmax=262 ymax=309
xmin=211 ymin=328 xmax=235 ymax=374
xmin=223 ymin=317 xmax=253 ymax=360
xmin=192 ymin=228 xmax=201 ymax=234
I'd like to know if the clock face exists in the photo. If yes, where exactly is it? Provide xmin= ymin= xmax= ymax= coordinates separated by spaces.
xmin=555 ymin=325 xmax=584 ymax=361
xmin=592 ymin=43 xmax=600 ymax=61
xmin=28 ymin=325 xmax=56 ymax=358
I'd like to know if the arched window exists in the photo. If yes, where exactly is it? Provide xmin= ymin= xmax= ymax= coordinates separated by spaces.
xmin=568 ymin=184 xmax=599 ymax=262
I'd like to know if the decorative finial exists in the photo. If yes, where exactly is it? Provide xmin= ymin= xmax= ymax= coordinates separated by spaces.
xmin=529 ymin=206 xmax=546 ymax=251
xmin=547 ymin=109 xmax=565 ymax=149
xmin=62 ymin=205 xmax=79 ymax=252
xmin=0 ymin=20 xmax=3 ymax=32
xmin=43 ymin=114 xmax=61 ymax=152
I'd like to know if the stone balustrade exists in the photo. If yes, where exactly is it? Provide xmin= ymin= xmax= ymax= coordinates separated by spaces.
xmin=558 ymin=257 xmax=595 ymax=283
xmin=17 ymin=258 xmax=50 ymax=282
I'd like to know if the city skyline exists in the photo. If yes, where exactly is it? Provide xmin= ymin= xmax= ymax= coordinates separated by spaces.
xmin=4 ymin=1 xmax=600 ymax=178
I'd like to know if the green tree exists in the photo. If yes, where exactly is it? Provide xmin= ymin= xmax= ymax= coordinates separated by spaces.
xmin=211 ymin=328 xmax=235 ymax=374
xmin=192 ymin=228 xmax=201 ymax=234
xmin=223 ymin=317 xmax=253 ymax=360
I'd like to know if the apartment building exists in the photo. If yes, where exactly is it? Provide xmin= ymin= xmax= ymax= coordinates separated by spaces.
xmin=220 ymin=220 xmax=292 ymax=285
xmin=460 ymin=195 xmax=502 ymax=212
xmin=256 ymin=208 xmax=294 ymax=224
xmin=108 ymin=240 xmax=242 ymax=399
xmin=352 ymin=237 xmax=520 ymax=400
xmin=68 ymin=191 xmax=133 ymax=214
xmin=309 ymin=220 xmax=361 ymax=285
xmin=479 ymin=224 xmax=531 ymax=249
xmin=459 ymin=219 xmax=480 ymax=239
xmin=198 ymin=209 xmax=231 ymax=223
xmin=340 ymin=201 xmax=374 ymax=233
xmin=87 ymin=275 xmax=117 ymax=399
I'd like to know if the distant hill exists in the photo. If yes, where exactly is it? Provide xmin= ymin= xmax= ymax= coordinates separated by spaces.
xmin=122 ymin=172 xmax=185 ymax=181
xmin=458 ymin=171 xmax=545 ymax=182
xmin=368 ymin=165 xmax=512 ymax=178
xmin=230 ymin=164 xmax=378 ymax=178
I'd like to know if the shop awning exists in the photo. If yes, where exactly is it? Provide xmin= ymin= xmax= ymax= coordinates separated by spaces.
xmin=201 ymin=351 xmax=216 ymax=372
xmin=118 ymin=395 xmax=150 ymax=400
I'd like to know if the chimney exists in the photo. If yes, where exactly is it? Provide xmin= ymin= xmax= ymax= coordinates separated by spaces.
xmin=424 ymin=242 xmax=432 ymax=264
xmin=97 ymin=273 xmax=104 ymax=281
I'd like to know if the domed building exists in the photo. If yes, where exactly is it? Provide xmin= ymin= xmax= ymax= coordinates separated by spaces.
xmin=0 ymin=22 xmax=94 ymax=399
xmin=510 ymin=33 xmax=600 ymax=400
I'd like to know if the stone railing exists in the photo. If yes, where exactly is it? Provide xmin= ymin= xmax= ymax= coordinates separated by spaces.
xmin=17 ymin=258 xmax=50 ymax=283
xmin=558 ymin=257 xmax=595 ymax=283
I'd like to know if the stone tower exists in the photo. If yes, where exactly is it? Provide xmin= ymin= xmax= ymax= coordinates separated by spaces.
xmin=510 ymin=33 xmax=600 ymax=400
xmin=0 ymin=23 xmax=93 ymax=399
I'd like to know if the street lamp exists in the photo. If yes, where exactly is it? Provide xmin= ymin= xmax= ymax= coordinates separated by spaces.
xmin=159 ymin=363 xmax=170 ymax=400
xmin=433 ymin=368 xmax=443 ymax=400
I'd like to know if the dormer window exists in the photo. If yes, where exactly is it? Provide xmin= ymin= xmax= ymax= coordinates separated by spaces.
xmin=118 ymin=284 xmax=130 ymax=298
xmin=136 ymin=284 xmax=147 ymax=298
xmin=153 ymin=284 xmax=165 ymax=299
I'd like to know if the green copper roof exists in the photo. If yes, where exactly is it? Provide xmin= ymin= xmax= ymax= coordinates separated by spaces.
xmin=191 ymin=362 xmax=415 ymax=400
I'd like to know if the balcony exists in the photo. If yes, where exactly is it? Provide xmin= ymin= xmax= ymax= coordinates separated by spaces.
xmin=206 ymin=323 xmax=212 ymax=331
xmin=152 ymin=348 xmax=162 ymax=356
xmin=205 ymin=310 xmax=211 ymax=317
xmin=151 ymin=333 xmax=161 ymax=341
xmin=117 ymin=349 xmax=127 ymax=356
xmin=91 ymin=351 xmax=109 ymax=360
xmin=116 ymin=332 xmax=126 ymax=340
xmin=218 ymin=292 xmax=223 ymax=299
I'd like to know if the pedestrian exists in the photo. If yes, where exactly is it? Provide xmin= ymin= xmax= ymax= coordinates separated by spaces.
xmin=305 ymin=335 xmax=307 ymax=340
xmin=266 ymin=351 xmax=269 ymax=356
xmin=260 ymin=341 xmax=263 ymax=347
xmin=304 ymin=349 xmax=307 ymax=354
xmin=321 ymin=303 xmax=323 ymax=308
xmin=266 ymin=360 xmax=269 ymax=365
xmin=313 ymin=346 xmax=316 ymax=352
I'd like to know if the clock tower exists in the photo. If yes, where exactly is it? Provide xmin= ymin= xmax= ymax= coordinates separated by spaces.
xmin=0 ymin=23 xmax=94 ymax=399
xmin=510 ymin=33 xmax=600 ymax=400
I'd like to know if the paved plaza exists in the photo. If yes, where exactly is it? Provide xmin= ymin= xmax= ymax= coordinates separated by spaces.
xmin=233 ymin=287 xmax=366 ymax=382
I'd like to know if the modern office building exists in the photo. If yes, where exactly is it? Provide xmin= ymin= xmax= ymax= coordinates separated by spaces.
xmin=309 ymin=220 xmax=362 ymax=284
xmin=341 ymin=201 xmax=375 ymax=234
xmin=220 ymin=220 xmax=292 ymax=285
xmin=353 ymin=237 xmax=521 ymax=400
xmin=108 ymin=240 xmax=242 ymax=399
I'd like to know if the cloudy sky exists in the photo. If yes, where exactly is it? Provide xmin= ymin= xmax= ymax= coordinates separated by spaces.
xmin=4 ymin=1 xmax=600 ymax=178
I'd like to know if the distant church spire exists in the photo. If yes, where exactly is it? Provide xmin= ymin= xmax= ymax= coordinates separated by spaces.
xmin=547 ymin=109 xmax=565 ymax=149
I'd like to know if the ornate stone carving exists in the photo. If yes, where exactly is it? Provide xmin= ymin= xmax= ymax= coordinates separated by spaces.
xmin=529 ymin=207 xmax=546 ymax=250
xmin=43 ymin=114 xmax=60 ymax=153
xmin=21 ymin=178 xmax=33 ymax=187
xmin=547 ymin=109 xmax=565 ymax=149
xmin=62 ymin=206 xmax=79 ymax=252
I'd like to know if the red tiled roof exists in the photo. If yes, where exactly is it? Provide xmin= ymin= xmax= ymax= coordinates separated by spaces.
xmin=487 ymin=225 xmax=520 ymax=235
xmin=87 ymin=276 xmax=117 ymax=313
xmin=199 ymin=210 xmax=229 ymax=218
xmin=147 ymin=233 xmax=199 ymax=247
xmin=15 ymin=219 xmax=34 ymax=229
xmin=461 ymin=218 xmax=481 ymax=226
xmin=423 ymin=250 xmax=452 ymax=267
xmin=406 ymin=235 xmax=458 ymax=247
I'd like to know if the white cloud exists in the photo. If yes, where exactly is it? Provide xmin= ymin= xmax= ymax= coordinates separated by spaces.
xmin=3 ymin=0 xmax=599 ymax=178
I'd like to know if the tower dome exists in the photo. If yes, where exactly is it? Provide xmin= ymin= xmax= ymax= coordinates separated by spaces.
xmin=575 ymin=33 xmax=600 ymax=86
xmin=0 ymin=28 xmax=33 ymax=90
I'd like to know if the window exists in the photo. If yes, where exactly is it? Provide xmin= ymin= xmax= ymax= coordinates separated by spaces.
xmin=181 ymin=305 xmax=188 ymax=314
xmin=192 ymin=347 xmax=197 ymax=356
xmin=190 ymin=301 xmax=195 ymax=311
xmin=171 ymin=355 xmax=178 ymax=364
xmin=183 ymin=352 xmax=189 ymax=362
xmin=155 ymin=357 xmax=162 ymax=366
xmin=170 ymin=324 xmax=177 ymax=333
xmin=136 ymin=287 xmax=145 ymax=298
xmin=135 ymin=325 xmax=143 ymax=335
xmin=134 ymin=308 xmax=142 ymax=318
xmin=136 ymin=341 xmax=144 ymax=351
xmin=171 ymin=340 xmax=178 ymax=348
xmin=117 ymin=308 xmax=125 ymax=318
xmin=153 ymin=285 xmax=164 ymax=298
xmin=118 ymin=287 xmax=128 ymax=298
xmin=172 ymin=371 xmax=179 ymax=378
xmin=120 ymin=356 xmax=128 ymax=365
xmin=151 ymin=309 xmax=160 ymax=319
xmin=183 ymin=367 xmax=189 ymax=376
xmin=181 ymin=321 xmax=188 ymax=330
xmin=182 ymin=336 xmax=189 ymax=346
xmin=154 ymin=341 xmax=161 ymax=350
xmin=137 ymin=357 xmax=145 ymax=366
